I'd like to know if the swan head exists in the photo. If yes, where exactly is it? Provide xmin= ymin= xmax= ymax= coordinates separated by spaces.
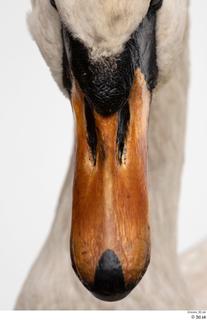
xmin=28 ymin=0 xmax=188 ymax=301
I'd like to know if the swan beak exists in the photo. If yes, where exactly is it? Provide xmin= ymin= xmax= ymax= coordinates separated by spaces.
xmin=70 ymin=68 xmax=151 ymax=302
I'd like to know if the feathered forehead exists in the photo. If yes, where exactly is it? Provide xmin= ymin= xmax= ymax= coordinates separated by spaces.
xmin=55 ymin=0 xmax=150 ymax=57
xmin=28 ymin=0 xmax=189 ymax=96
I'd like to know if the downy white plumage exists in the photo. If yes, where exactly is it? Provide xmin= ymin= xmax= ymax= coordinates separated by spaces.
xmin=15 ymin=0 xmax=207 ymax=310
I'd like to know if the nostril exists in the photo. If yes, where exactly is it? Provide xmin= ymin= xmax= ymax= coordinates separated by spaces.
xmin=92 ymin=249 xmax=132 ymax=302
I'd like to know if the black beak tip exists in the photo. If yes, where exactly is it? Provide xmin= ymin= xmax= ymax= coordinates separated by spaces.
xmin=92 ymin=288 xmax=131 ymax=302
xmin=91 ymin=249 xmax=136 ymax=302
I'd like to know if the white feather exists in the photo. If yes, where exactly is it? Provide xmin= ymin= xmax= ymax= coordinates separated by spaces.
xmin=27 ymin=0 xmax=188 ymax=94
xmin=55 ymin=0 xmax=149 ymax=58
xmin=15 ymin=0 xmax=207 ymax=311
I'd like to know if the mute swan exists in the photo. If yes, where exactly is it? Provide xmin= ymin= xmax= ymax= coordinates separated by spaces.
xmin=15 ymin=0 xmax=207 ymax=310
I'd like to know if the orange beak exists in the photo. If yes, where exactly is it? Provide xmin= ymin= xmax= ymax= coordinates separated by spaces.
xmin=70 ymin=68 xmax=151 ymax=301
